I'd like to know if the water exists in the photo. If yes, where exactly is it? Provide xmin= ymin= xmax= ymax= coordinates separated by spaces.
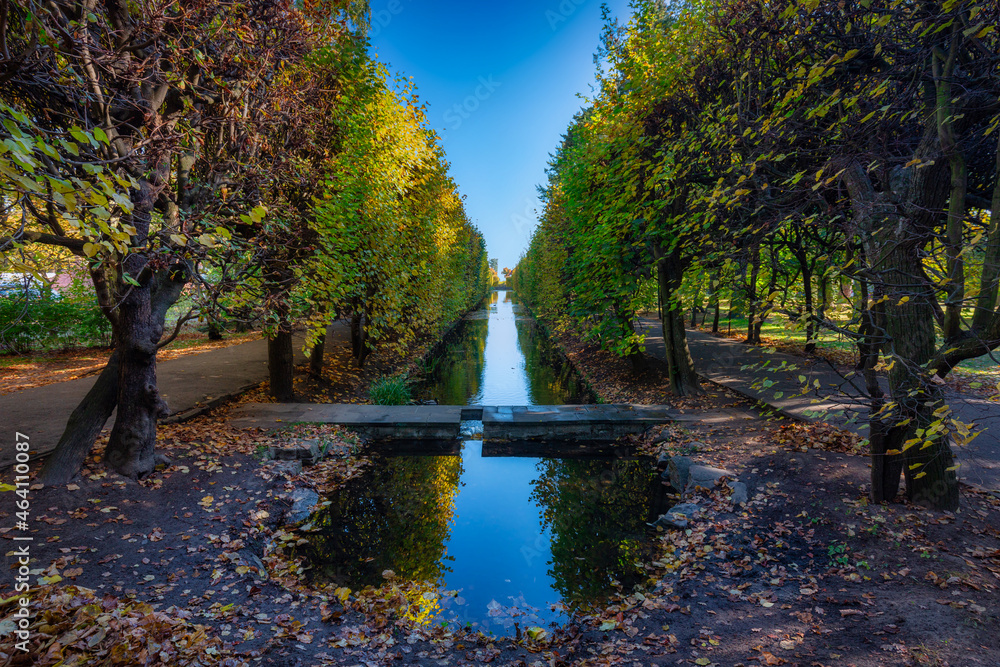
xmin=417 ymin=291 xmax=589 ymax=406
xmin=299 ymin=292 xmax=665 ymax=633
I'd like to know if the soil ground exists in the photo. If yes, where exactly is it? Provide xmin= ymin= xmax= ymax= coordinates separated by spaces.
xmin=2 ymin=325 xmax=999 ymax=666
xmin=0 ymin=331 xmax=262 ymax=396
xmin=696 ymin=322 xmax=1000 ymax=404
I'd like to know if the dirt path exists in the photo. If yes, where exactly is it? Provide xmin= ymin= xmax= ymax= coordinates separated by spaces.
xmin=638 ymin=318 xmax=1000 ymax=493
xmin=0 ymin=322 xmax=349 ymax=468
xmin=0 ymin=332 xmax=264 ymax=396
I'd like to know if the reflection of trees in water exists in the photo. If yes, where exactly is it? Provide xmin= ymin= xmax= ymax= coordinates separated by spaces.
xmin=515 ymin=320 xmax=586 ymax=405
xmin=418 ymin=318 xmax=487 ymax=405
xmin=530 ymin=458 xmax=664 ymax=603
xmin=299 ymin=455 xmax=463 ymax=588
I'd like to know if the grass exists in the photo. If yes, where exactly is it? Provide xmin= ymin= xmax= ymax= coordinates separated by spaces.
xmin=369 ymin=376 xmax=413 ymax=406
xmin=704 ymin=311 xmax=1000 ymax=376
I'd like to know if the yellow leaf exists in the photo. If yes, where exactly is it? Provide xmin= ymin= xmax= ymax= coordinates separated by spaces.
xmin=83 ymin=242 xmax=99 ymax=258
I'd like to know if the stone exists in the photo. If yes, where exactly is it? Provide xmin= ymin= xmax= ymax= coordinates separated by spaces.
xmin=239 ymin=553 xmax=269 ymax=581
xmin=270 ymin=439 xmax=321 ymax=463
xmin=728 ymin=481 xmax=749 ymax=505
xmin=685 ymin=464 xmax=735 ymax=493
xmin=656 ymin=452 xmax=672 ymax=470
xmin=286 ymin=488 xmax=320 ymax=524
xmin=651 ymin=503 xmax=702 ymax=530
xmin=667 ymin=456 xmax=694 ymax=491
xmin=262 ymin=460 xmax=302 ymax=479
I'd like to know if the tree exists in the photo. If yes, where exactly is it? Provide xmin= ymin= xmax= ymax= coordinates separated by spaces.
xmin=2 ymin=0 xmax=358 ymax=482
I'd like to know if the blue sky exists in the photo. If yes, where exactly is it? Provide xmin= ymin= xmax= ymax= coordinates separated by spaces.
xmin=368 ymin=0 xmax=631 ymax=271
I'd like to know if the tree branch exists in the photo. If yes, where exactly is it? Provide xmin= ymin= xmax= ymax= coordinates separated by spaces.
xmin=156 ymin=308 xmax=197 ymax=349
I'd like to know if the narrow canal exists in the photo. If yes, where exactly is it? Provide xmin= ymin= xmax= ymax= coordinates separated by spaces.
xmin=301 ymin=292 xmax=666 ymax=633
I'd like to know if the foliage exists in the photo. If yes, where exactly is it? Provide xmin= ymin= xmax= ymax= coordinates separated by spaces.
xmin=0 ymin=0 xmax=487 ymax=478
xmin=2 ymin=585 xmax=228 ymax=665
xmin=515 ymin=0 xmax=1000 ymax=508
xmin=301 ymin=51 xmax=492 ymax=363
xmin=0 ymin=293 xmax=110 ymax=354
xmin=369 ymin=376 xmax=414 ymax=406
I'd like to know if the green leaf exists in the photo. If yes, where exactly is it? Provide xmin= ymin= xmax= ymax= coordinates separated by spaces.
xmin=69 ymin=127 xmax=91 ymax=145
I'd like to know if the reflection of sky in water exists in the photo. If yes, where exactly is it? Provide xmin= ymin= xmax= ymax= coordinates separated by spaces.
xmin=437 ymin=292 xmax=568 ymax=631
xmin=304 ymin=291 xmax=660 ymax=634
xmin=437 ymin=440 xmax=562 ymax=631
xmin=471 ymin=291 xmax=532 ymax=405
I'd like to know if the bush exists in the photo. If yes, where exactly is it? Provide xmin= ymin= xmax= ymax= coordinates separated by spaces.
xmin=369 ymin=376 xmax=412 ymax=406
xmin=0 ymin=293 xmax=111 ymax=354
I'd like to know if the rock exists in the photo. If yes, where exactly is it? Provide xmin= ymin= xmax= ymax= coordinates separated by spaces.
xmin=685 ymin=440 xmax=707 ymax=453
xmin=286 ymin=488 xmax=320 ymax=524
xmin=240 ymin=553 xmax=269 ymax=581
xmin=728 ymin=481 xmax=749 ymax=505
xmin=685 ymin=464 xmax=735 ymax=493
xmin=270 ymin=439 xmax=321 ymax=464
xmin=651 ymin=502 xmax=702 ymax=530
xmin=667 ymin=456 xmax=694 ymax=490
xmin=656 ymin=452 xmax=672 ymax=470
xmin=261 ymin=460 xmax=302 ymax=479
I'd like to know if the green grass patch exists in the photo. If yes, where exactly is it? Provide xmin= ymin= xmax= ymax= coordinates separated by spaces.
xmin=369 ymin=376 xmax=413 ymax=406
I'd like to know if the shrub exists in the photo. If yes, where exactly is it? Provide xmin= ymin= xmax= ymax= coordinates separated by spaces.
xmin=0 ymin=293 xmax=111 ymax=353
xmin=369 ymin=376 xmax=412 ymax=406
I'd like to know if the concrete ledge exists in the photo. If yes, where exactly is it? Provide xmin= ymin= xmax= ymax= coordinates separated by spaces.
xmin=481 ymin=404 xmax=676 ymax=440
xmin=231 ymin=403 xmax=681 ymax=442
xmin=229 ymin=404 xmax=464 ymax=440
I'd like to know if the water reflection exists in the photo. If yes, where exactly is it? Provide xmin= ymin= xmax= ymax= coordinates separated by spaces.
xmin=299 ymin=291 xmax=662 ymax=632
xmin=302 ymin=447 xmax=663 ymax=631
xmin=531 ymin=458 xmax=668 ymax=604
xmin=298 ymin=456 xmax=463 ymax=588
xmin=419 ymin=291 xmax=589 ymax=405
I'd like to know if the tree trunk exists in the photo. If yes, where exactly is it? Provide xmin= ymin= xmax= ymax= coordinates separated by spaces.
xmin=654 ymin=243 xmax=702 ymax=396
xmin=754 ymin=246 xmax=779 ymax=345
xmin=102 ymin=181 xmax=167 ymax=480
xmin=351 ymin=311 xmax=370 ymax=368
xmin=936 ymin=27 xmax=967 ymax=343
xmin=689 ymin=285 xmax=702 ymax=329
xmin=310 ymin=333 xmax=326 ymax=376
xmin=37 ymin=351 xmax=120 ymax=485
xmin=869 ymin=412 xmax=906 ymax=503
xmin=746 ymin=245 xmax=761 ymax=345
xmin=207 ymin=318 xmax=224 ymax=341
xmin=269 ymin=328 xmax=295 ymax=402
xmin=38 ymin=269 xmax=187 ymax=485
xmin=711 ymin=298 xmax=721 ymax=334
xmin=802 ymin=266 xmax=816 ymax=353
xmin=972 ymin=131 xmax=1000 ymax=331
xmin=843 ymin=162 xmax=959 ymax=510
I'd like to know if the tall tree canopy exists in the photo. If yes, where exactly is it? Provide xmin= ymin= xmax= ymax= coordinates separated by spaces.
xmin=515 ymin=0 xmax=1000 ymax=510
xmin=1 ymin=0 xmax=489 ymax=484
